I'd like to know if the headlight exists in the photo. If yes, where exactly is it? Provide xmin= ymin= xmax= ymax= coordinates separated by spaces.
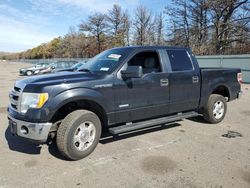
xmin=21 ymin=92 xmax=49 ymax=113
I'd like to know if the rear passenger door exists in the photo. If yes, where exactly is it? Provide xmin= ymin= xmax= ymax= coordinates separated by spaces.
xmin=166 ymin=49 xmax=200 ymax=113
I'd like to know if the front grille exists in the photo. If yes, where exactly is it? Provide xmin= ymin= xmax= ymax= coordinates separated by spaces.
xmin=9 ymin=85 xmax=22 ymax=112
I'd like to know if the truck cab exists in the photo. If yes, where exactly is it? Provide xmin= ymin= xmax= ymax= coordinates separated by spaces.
xmin=111 ymin=47 xmax=201 ymax=123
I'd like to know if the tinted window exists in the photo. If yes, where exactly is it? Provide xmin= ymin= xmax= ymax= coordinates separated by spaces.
xmin=167 ymin=50 xmax=193 ymax=71
xmin=128 ymin=51 xmax=161 ymax=74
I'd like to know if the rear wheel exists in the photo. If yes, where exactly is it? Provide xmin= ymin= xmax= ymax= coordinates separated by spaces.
xmin=203 ymin=94 xmax=227 ymax=124
xmin=56 ymin=110 xmax=101 ymax=160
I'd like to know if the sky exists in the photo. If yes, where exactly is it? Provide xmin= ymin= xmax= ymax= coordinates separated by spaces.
xmin=0 ymin=0 xmax=170 ymax=52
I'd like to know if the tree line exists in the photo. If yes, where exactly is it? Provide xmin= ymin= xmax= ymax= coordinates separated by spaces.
xmin=2 ymin=0 xmax=249 ymax=60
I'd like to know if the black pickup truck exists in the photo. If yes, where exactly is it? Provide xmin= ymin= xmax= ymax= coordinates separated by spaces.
xmin=8 ymin=46 xmax=242 ymax=160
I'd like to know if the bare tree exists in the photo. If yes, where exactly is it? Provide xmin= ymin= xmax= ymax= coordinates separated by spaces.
xmin=106 ymin=4 xmax=131 ymax=46
xmin=123 ymin=12 xmax=131 ymax=46
xmin=189 ymin=0 xmax=209 ymax=54
xmin=79 ymin=13 xmax=107 ymax=53
xmin=107 ymin=4 xmax=123 ymax=37
xmin=165 ymin=0 xmax=191 ymax=47
xmin=133 ymin=5 xmax=152 ymax=45
xmin=155 ymin=12 xmax=165 ymax=45
xmin=208 ymin=0 xmax=249 ymax=53
xmin=231 ymin=3 xmax=250 ymax=54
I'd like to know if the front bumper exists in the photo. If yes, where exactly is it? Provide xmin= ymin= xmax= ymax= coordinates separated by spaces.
xmin=8 ymin=114 xmax=52 ymax=143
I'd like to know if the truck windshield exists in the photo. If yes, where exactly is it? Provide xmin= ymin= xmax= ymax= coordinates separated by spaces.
xmin=77 ymin=48 xmax=131 ymax=74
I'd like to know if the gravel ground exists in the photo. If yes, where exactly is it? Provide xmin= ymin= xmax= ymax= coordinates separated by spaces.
xmin=0 ymin=61 xmax=249 ymax=188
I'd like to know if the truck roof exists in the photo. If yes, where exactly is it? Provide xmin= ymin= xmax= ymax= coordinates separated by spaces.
xmin=112 ymin=46 xmax=190 ymax=51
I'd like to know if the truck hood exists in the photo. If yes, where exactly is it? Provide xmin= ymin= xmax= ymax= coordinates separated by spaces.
xmin=16 ymin=71 xmax=102 ymax=87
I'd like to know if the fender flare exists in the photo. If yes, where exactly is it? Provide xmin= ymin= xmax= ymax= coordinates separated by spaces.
xmin=209 ymin=83 xmax=231 ymax=99
xmin=200 ymin=80 xmax=232 ymax=108
xmin=46 ymin=88 xmax=108 ymax=121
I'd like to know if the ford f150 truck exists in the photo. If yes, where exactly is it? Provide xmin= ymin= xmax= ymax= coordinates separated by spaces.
xmin=8 ymin=46 xmax=242 ymax=160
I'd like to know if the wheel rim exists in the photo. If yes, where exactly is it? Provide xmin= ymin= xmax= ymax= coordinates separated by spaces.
xmin=213 ymin=100 xmax=224 ymax=120
xmin=73 ymin=121 xmax=96 ymax=151
xmin=27 ymin=71 xmax=32 ymax=76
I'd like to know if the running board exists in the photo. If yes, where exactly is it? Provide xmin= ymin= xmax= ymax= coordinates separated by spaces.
xmin=109 ymin=111 xmax=198 ymax=134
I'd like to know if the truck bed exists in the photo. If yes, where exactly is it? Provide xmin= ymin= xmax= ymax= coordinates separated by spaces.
xmin=199 ymin=67 xmax=241 ymax=107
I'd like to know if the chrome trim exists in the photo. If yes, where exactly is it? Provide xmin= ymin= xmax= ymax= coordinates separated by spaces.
xmin=160 ymin=78 xmax=169 ymax=86
xmin=119 ymin=104 xmax=129 ymax=108
xmin=9 ymin=91 xmax=19 ymax=112
xmin=11 ymin=89 xmax=20 ymax=96
xmin=9 ymin=81 xmax=26 ymax=113
xmin=8 ymin=114 xmax=52 ymax=142
xmin=192 ymin=76 xmax=199 ymax=83
xmin=9 ymin=95 xmax=18 ymax=105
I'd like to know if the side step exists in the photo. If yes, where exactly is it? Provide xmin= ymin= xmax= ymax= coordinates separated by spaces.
xmin=109 ymin=111 xmax=198 ymax=134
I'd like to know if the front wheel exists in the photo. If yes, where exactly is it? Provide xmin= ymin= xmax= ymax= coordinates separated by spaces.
xmin=203 ymin=94 xmax=227 ymax=124
xmin=56 ymin=110 xmax=102 ymax=160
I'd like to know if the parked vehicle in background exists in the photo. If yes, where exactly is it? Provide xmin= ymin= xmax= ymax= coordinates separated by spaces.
xmin=8 ymin=46 xmax=242 ymax=160
xmin=19 ymin=63 xmax=50 ymax=76
xmin=55 ymin=61 xmax=86 ymax=72
xmin=38 ymin=61 xmax=78 ymax=74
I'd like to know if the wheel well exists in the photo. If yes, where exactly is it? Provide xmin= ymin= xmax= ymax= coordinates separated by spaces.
xmin=212 ymin=86 xmax=230 ymax=100
xmin=50 ymin=100 xmax=108 ymax=128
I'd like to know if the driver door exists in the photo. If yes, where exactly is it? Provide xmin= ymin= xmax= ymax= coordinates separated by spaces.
xmin=113 ymin=50 xmax=170 ymax=124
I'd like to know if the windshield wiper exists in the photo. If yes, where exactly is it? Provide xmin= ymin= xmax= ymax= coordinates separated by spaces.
xmin=77 ymin=68 xmax=92 ymax=73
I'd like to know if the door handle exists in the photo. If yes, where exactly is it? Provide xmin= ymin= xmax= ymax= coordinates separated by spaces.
xmin=160 ymin=78 xmax=169 ymax=86
xmin=192 ymin=76 xmax=199 ymax=83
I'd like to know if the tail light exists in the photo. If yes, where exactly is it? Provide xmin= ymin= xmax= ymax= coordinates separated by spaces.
xmin=237 ymin=73 xmax=242 ymax=84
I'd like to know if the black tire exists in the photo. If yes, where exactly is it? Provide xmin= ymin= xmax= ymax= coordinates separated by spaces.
xmin=26 ymin=70 xmax=33 ymax=76
xmin=56 ymin=110 xmax=102 ymax=160
xmin=203 ymin=94 xmax=227 ymax=124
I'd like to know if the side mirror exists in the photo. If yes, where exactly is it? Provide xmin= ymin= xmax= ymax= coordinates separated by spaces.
xmin=121 ymin=66 xmax=143 ymax=79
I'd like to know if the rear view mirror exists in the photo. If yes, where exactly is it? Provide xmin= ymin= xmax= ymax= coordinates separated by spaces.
xmin=121 ymin=66 xmax=143 ymax=79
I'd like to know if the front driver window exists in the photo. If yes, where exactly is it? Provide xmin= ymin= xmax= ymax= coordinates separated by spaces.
xmin=127 ymin=51 xmax=161 ymax=74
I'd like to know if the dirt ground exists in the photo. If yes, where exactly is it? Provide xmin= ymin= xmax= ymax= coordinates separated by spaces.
xmin=0 ymin=61 xmax=249 ymax=188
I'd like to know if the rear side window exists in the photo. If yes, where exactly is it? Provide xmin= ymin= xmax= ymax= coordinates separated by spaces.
xmin=167 ymin=50 xmax=193 ymax=71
